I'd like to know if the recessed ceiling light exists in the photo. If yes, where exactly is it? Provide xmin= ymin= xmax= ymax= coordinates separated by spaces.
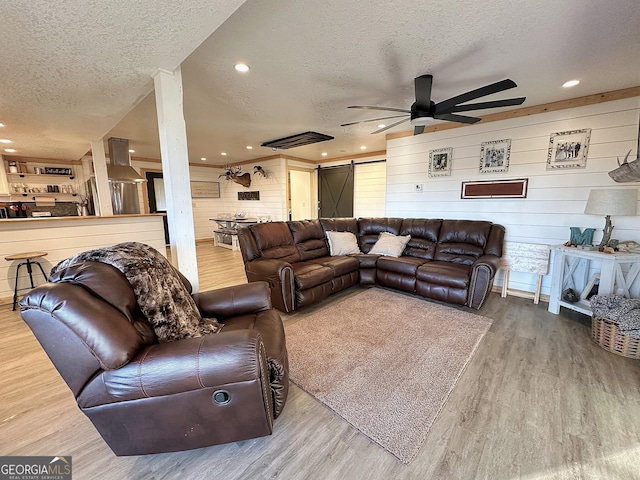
xmin=200 ymin=157 xmax=207 ymax=161
xmin=4 ymin=148 xmax=16 ymax=153
xmin=246 ymin=146 xmax=253 ymax=150
xmin=128 ymin=149 xmax=135 ymax=153
xmin=321 ymin=152 xmax=328 ymax=156
xmin=562 ymin=80 xmax=580 ymax=88
xmin=0 ymin=139 xmax=11 ymax=143
xmin=234 ymin=63 xmax=249 ymax=73
xmin=377 ymin=124 xmax=386 ymax=129
xmin=221 ymin=152 xmax=227 ymax=156
xmin=360 ymin=146 xmax=367 ymax=150
xmin=0 ymin=123 xmax=4 ymax=127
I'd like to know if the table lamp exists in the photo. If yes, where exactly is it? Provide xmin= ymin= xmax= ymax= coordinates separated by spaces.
xmin=584 ymin=188 xmax=638 ymax=247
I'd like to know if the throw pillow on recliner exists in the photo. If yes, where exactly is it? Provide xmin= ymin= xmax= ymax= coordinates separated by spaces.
xmin=369 ymin=232 xmax=411 ymax=257
xmin=326 ymin=231 xmax=361 ymax=256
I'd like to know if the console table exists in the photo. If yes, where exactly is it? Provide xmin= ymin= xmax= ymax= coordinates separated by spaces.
xmin=548 ymin=246 xmax=640 ymax=315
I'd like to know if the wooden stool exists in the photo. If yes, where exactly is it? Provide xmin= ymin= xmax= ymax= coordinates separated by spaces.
xmin=5 ymin=252 xmax=48 ymax=311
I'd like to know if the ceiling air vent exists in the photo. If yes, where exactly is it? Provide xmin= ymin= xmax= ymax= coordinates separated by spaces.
xmin=261 ymin=131 xmax=334 ymax=150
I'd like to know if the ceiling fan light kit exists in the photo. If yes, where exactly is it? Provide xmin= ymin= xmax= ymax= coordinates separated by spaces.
xmin=343 ymin=74 xmax=526 ymax=135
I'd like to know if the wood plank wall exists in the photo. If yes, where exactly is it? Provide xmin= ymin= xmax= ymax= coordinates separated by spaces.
xmin=385 ymin=96 xmax=640 ymax=297
xmin=0 ymin=216 xmax=166 ymax=305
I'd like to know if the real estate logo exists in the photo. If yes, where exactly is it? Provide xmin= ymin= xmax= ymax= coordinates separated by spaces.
xmin=0 ymin=456 xmax=72 ymax=480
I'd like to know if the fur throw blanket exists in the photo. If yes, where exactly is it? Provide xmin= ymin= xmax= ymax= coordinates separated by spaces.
xmin=52 ymin=242 xmax=222 ymax=342
xmin=590 ymin=294 xmax=640 ymax=339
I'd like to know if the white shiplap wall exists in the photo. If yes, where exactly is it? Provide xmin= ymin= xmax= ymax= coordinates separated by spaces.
xmin=354 ymin=161 xmax=387 ymax=217
xmin=131 ymin=157 xmax=288 ymax=241
xmin=385 ymin=96 xmax=640 ymax=296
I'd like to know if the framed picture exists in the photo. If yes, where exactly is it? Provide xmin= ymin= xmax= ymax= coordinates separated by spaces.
xmin=190 ymin=181 xmax=220 ymax=198
xmin=546 ymin=129 xmax=591 ymax=170
xmin=479 ymin=139 xmax=511 ymax=173
xmin=428 ymin=147 xmax=452 ymax=177
xmin=461 ymin=178 xmax=528 ymax=199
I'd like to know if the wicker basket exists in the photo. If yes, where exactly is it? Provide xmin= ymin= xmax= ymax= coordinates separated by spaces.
xmin=591 ymin=316 xmax=640 ymax=359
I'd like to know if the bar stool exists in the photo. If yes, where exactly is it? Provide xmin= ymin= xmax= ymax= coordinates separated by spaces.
xmin=5 ymin=251 xmax=48 ymax=311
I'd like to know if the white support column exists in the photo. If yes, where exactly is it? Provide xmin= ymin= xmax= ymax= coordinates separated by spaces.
xmin=90 ymin=139 xmax=114 ymax=216
xmin=153 ymin=66 xmax=199 ymax=292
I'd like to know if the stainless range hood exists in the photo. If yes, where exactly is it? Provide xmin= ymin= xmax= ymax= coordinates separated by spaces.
xmin=107 ymin=137 xmax=146 ymax=183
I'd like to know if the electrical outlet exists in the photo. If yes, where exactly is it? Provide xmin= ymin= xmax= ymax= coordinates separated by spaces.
xmin=414 ymin=183 xmax=424 ymax=192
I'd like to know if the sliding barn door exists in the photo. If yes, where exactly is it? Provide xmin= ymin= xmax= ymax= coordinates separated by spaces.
xmin=318 ymin=163 xmax=354 ymax=218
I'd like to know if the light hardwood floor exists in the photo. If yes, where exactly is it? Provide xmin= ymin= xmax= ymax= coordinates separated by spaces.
xmin=1 ymin=242 xmax=640 ymax=479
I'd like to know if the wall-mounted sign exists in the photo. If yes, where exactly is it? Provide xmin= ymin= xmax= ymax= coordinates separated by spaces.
xmin=191 ymin=181 xmax=220 ymax=198
xmin=461 ymin=178 xmax=528 ymax=199
xmin=44 ymin=167 xmax=73 ymax=176
xmin=238 ymin=191 xmax=260 ymax=201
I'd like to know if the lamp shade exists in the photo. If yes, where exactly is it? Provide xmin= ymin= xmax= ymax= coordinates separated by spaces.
xmin=584 ymin=188 xmax=637 ymax=216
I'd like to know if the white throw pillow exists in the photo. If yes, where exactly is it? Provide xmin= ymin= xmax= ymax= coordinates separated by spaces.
xmin=368 ymin=232 xmax=411 ymax=257
xmin=326 ymin=231 xmax=361 ymax=256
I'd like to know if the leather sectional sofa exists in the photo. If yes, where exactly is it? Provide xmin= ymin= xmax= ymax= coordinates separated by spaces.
xmin=238 ymin=217 xmax=505 ymax=312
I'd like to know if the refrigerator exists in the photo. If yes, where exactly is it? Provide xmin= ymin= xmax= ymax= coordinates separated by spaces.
xmin=86 ymin=178 xmax=140 ymax=215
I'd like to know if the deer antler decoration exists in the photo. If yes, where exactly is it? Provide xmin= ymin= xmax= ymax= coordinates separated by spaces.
xmin=218 ymin=164 xmax=251 ymax=188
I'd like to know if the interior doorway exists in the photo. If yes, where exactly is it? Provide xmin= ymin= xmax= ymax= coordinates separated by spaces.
xmin=289 ymin=169 xmax=313 ymax=220
xmin=145 ymin=171 xmax=170 ymax=245
xmin=318 ymin=163 xmax=354 ymax=218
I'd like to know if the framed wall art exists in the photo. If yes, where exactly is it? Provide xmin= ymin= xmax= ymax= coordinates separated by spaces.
xmin=479 ymin=139 xmax=511 ymax=173
xmin=546 ymin=129 xmax=591 ymax=170
xmin=461 ymin=178 xmax=528 ymax=199
xmin=428 ymin=147 xmax=452 ymax=177
xmin=190 ymin=181 xmax=220 ymax=198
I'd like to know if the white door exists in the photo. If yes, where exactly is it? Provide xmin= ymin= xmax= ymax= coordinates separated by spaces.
xmin=290 ymin=169 xmax=312 ymax=220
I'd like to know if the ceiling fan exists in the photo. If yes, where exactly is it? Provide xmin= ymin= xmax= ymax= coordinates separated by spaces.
xmin=341 ymin=74 xmax=526 ymax=135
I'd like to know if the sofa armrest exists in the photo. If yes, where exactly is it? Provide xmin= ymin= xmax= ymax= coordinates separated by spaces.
xmin=193 ymin=282 xmax=271 ymax=319
xmin=472 ymin=254 xmax=501 ymax=277
xmin=468 ymin=254 xmax=501 ymax=309
xmin=78 ymin=330 xmax=268 ymax=407
xmin=244 ymin=258 xmax=295 ymax=313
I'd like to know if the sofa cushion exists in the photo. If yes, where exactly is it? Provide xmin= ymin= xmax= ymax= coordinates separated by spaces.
xmin=377 ymin=256 xmax=429 ymax=275
xmin=369 ymin=232 xmax=411 ymax=257
xmin=250 ymin=222 xmax=301 ymax=263
xmin=400 ymin=218 xmax=442 ymax=260
xmin=358 ymin=218 xmax=404 ymax=253
xmin=310 ymin=255 xmax=359 ymax=277
xmin=326 ymin=231 xmax=361 ymax=256
xmin=289 ymin=220 xmax=329 ymax=260
xmin=351 ymin=253 xmax=379 ymax=269
xmin=434 ymin=220 xmax=492 ymax=265
xmin=319 ymin=218 xmax=359 ymax=236
xmin=291 ymin=262 xmax=334 ymax=290
xmin=416 ymin=261 xmax=471 ymax=289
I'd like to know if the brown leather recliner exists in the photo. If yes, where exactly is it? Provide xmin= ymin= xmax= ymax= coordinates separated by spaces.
xmin=19 ymin=261 xmax=289 ymax=456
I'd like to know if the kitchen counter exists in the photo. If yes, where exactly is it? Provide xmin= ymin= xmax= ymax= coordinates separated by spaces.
xmin=1 ymin=214 xmax=166 ymax=306
xmin=0 ymin=213 xmax=165 ymax=223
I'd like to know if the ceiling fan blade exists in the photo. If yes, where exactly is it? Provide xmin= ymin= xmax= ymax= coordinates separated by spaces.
xmin=434 ymin=113 xmax=482 ymax=124
xmin=340 ymin=114 xmax=408 ymax=127
xmin=414 ymin=125 xmax=425 ymax=135
xmin=414 ymin=74 xmax=433 ymax=106
xmin=371 ymin=118 xmax=410 ymax=134
xmin=438 ymin=97 xmax=526 ymax=114
xmin=348 ymin=105 xmax=411 ymax=114
xmin=434 ymin=79 xmax=518 ymax=113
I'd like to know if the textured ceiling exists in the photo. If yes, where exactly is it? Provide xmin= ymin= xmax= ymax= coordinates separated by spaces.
xmin=1 ymin=0 xmax=639 ymax=164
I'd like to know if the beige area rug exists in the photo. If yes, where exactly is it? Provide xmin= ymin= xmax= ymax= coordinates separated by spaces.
xmin=284 ymin=287 xmax=493 ymax=464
